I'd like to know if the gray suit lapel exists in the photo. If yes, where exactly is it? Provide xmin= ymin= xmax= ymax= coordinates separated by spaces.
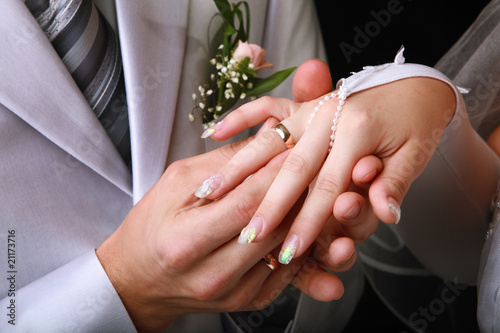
xmin=0 ymin=0 xmax=132 ymax=195
xmin=115 ymin=0 xmax=190 ymax=203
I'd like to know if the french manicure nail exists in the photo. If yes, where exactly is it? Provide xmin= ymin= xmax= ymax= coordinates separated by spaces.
xmin=201 ymin=121 xmax=224 ymax=139
xmin=194 ymin=176 xmax=221 ymax=198
xmin=238 ymin=216 xmax=263 ymax=244
xmin=388 ymin=197 xmax=401 ymax=224
xmin=279 ymin=234 xmax=300 ymax=265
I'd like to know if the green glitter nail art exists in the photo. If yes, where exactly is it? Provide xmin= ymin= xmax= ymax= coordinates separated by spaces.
xmin=279 ymin=235 xmax=298 ymax=264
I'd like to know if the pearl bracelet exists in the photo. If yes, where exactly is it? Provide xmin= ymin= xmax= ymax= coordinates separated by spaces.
xmin=307 ymin=80 xmax=349 ymax=152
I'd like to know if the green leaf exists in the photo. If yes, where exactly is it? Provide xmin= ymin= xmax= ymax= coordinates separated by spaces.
xmin=214 ymin=0 xmax=235 ymax=28
xmin=232 ymin=2 xmax=250 ymax=43
xmin=245 ymin=67 xmax=297 ymax=96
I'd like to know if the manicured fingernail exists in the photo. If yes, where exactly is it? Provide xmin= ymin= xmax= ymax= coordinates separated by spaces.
xmin=194 ymin=176 xmax=221 ymax=198
xmin=342 ymin=201 xmax=360 ymax=220
xmin=279 ymin=234 xmax=300 ymax=264
xmin=201 ymin=121 xmax=224 ymax=138
xmin=388 ymin=197 xmax=401 ymax=224
xmin=238 ymin=216 xmax=263 ymax=244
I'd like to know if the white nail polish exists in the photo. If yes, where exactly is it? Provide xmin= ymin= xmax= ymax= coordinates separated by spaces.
xmin=194 ymin=176 xmax=221 ymax=198
xmin=388 ymin=197 xmax=401 ymax=224
xmin=238 ymin=216 xmax=263 ymax=244
xmin=201 ymin=121 xmax=224 ymax=139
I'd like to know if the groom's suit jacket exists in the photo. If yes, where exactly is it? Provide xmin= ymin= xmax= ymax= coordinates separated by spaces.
xmin=0 ymin=0 xmax=364 ymax=332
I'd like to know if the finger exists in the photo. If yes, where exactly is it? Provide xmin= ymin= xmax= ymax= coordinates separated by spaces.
xmin=274 ymin=105 xmax=377 ymax=263
xmin=323 ymin=237 xmax=357 ymax=273
xmin=206 ymin=96 xmax=300 ymax=141
xmin=194 ymin=100 xmax=314 ymax=200
xmin=292 ymin=58 xmax=333 ymax=103
xmin=247 ymin=251 xmax=308 ymax=310
xmin=352 ymin=155 xmax=384 ymax=187
xmin=237 ymin=97 xmax=335 ymax=248
xmin=255 ymin=116 xmax=280 ymax=136
xmin=333 ymin=192 xmax=378 ymax=243
xmin=194 ymin=127 xmax=289 ymax=200
xmin=206 ymin=58 xmax=333 ymax=141
xmin=290 ymin=258 xmax=344 ymax=302
xmin=194 ymin=224 xmax=294 ymax=303
xmin=183 ymin=150 xmax=290 ymax=256
xmin=368 ymin=142 xmax=427 ymax=225
xmin=196 ymin=248 xmax=276 ymax=308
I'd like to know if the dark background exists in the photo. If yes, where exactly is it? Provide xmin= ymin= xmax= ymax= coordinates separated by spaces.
xmin=314 ymin=0 xmax=491 ymax=80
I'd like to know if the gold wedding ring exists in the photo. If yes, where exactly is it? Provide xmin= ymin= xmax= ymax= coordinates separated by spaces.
xmin=272 ymin=123 xmax=295 ymax=149
xmin=262 ymin=253 xmax=279 ymax=271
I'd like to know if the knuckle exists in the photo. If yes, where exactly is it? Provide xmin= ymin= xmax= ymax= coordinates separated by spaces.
xmin=229 ymin=195 xmax=257 ymax=223
xmin=192 ymin=274 xmax=230 ymax=302
xmin=158 ymin=241 xmax=194 ymax=275
xmin=219 ymin=141 xmax=241 ymax=161
xmin=282 ymin=153 xmax=308 ymax=175
xmin=343 ymin=107 xmax=372 ymax=131
xmin=314 ymin=173 xmax=342 ymax=198
xmin=384 ymin=176 xmax=408 ymax=199
xmin=258 ymin=95 xmax=275 ymax=107
xmin=162 ymin=159 xmax=189 ymax=182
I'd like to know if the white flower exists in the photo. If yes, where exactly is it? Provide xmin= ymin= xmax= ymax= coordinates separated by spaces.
xmin=216 ymin=105 xmax=222 ymax=112
xmin=206 ymin=89 xmax=213 ymax=96
xmin=240 ymin=93 xmax=246 ymax=99
xmin=199 ymin=102 xmax=205 ymax=109
xmin=192 ymin=93 xmax=197 ymax=101
xmin=247 ymin=82 xmax=253 ymax=89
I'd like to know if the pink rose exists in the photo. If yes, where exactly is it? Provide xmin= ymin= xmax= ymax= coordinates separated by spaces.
xmin=233 ymin=41 xmax=273 ymax=70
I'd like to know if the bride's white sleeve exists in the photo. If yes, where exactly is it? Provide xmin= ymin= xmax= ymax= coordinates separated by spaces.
xmin=397 ymin=85 xmax=500 ymax=284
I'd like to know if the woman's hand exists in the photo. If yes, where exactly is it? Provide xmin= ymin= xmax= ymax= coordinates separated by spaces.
xmin=197 ymin=60 xmax=456 ymax=266
xmin=95 ymin=60 xmax=348 ymax=332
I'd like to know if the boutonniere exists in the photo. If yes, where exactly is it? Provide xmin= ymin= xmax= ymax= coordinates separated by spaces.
xmin=190 ymin=0 xmax=296 ymax=129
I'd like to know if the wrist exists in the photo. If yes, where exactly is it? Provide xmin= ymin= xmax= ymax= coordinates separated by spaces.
xmin=97 ymin=233 xmax=179 ymax=332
